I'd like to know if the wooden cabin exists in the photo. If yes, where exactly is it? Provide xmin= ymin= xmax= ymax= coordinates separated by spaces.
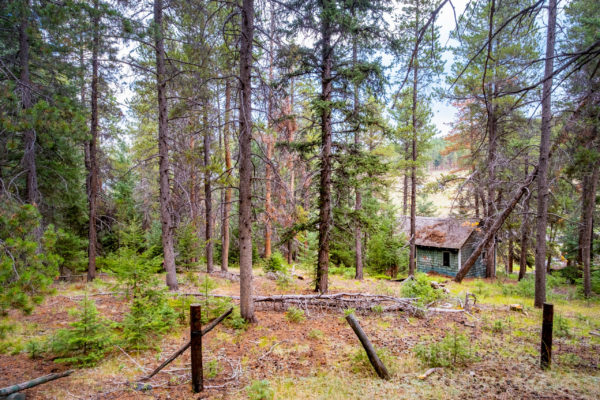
xmin=400 ymin=217 xmax=495 ymax=278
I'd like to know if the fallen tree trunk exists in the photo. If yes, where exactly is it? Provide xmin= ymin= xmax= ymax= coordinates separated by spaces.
xmin=0 ymin=370 xmax=73 ymax=397
xmin=141 ymin=308 xmax=233 ymax=381
xmin=179 ymin=292 xmax=423 ymax=316
xmin=454 ymin=111 xmax=581 ymax=283
xmin=454 ymin=167 xmax=538 ymax=282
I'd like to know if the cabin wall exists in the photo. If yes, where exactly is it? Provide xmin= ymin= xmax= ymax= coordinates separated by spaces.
xmin=416 ymin=247 xmax=459 ymax=276
xmin=460 ymin=232 xmax=487 ymax=278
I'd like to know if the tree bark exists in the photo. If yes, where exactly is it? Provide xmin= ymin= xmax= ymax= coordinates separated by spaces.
xmin=204 ymin=108 xmax=214 ymax=273
xmin=507 ymin=238 xmax=513 ymax=274
xmin=154 ymin=0 xmax=178 ymax=290
xmin=221 ymin=80 xmax=232 ymax=272
xmin=581 ymin=158 xmax=599 ymax=297
xmin=484 ymin=0 xmax=497 ymax=278
xmin=87 ymin=0 xmax=100 ymax=282
xmin=238 ymin=0 xmax=256 ymax=321
xmin=519 ymin=166 xmax=531 ymax=281
xmin=19 ymin=0 xmax=39 ymax=208
xmin=534 ymin=0 xmax=556 ymax=308
xmin=455 ymin=165 xmax=539 ymax=282
xmin=352 ymin=28 xmax=363 ymax=280
xmin=264 ymin=7 xmax=275 ymax=260
xmin=408 ymin=0 xmax=420 ymax=277
xmin=264 ymin=137 xmax=273 ymax=259
xmin=316 ymin=0 xmax=333 ymax=293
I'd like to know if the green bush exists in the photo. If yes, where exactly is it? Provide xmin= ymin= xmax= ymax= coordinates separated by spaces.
xmin=0 ymin=202 xmax=60 ymax=314
xmin=555 ymin=315 xmax=571 ymax=338
xmin=401 ymin=273 xmax=445 ymax=306
xmin=54 ymin=228 xmax=87 ymax=274
xmin=49 ymin=296 xmax=114 ymax=367
xmin=285 ymin=306 xmax=305 ymax=323
xmin=503 ymin=274 xmax=568 ymax=298
xmin=414 ymin=329 xmax=477 ymax=368
xmin=121 ymin=295 xmax=177 ymax=351
xmin=246 ymin=380 xmax=274 ymax=400
xmin=264 ymin=251 xmax=288 ymax=273
xmin=175 ymin=220 xmax=202 ymax=270
xmin=103 ymin=248 xmax=177 ymax=351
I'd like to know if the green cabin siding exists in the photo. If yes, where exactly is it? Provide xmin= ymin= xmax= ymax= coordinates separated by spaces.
xmin=416 ymin=247 xmax=459 ymax=276
xmin=415 ymin=232 xmax=488 ymax=278
xmin=460 ymin=231 xmax=488 ymax=278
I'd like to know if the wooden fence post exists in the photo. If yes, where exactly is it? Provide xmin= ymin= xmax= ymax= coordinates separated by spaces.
xmin=541 ymin=303 xmax=553 ymax=370
xmin=190 ymin=304 xmax=203 ymax=392
xmin=345 ymin=313 xmax=390 ymax=380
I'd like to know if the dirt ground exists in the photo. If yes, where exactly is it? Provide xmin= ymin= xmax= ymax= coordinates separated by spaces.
xmin=1 ymin=271 xmax=599 ymax=399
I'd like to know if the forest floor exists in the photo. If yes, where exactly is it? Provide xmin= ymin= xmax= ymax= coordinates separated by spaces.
xmin=1 ymin=267 xmax=599 ymax=400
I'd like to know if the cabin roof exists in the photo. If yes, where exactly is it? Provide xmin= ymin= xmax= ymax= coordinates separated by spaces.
xmin=399 ymin=216 xmax=478 ymax=250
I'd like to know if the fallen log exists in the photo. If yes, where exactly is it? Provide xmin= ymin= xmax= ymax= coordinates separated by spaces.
xmin=454 ymin=125 xmax=572 ymax=283
xmin=346 ymin=314 xmax=390 ymax=380
xmin=0 ymin=370 xmax=73 ymax=397
xmin=140 ymin=307 xmax=232 ymax=381
xmin=418 ymin=367 xmax=442 ymax=380
xmin=178 ymin=292 xmax=423 ymax=316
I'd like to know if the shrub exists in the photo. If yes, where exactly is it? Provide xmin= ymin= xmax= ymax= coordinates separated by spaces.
xmin=25 ymin=338 xmax=44 ymax=359
xmin=308 ymin=329 xmax=324 ymax=340
xmin=49 ymin=296 xmax=114 ymax=367
xmin=223 ymin=307 xmax=248 ymax=331
xmin=414 ymin=329 xmax=477 ymax=368
xmin=276 ymin=273 xmax=293 ymax=289
xmin=175 ymin=221 xmax=202 ymax=270
xmin=104 ymin=248 xmax=177 ymax=351
xmin=285 ymin=306 xmax=305 ymax=323
xmin=555 ymin=315 xmax=571 ymax=338
xmin=401 ymin=273 xmax=445 ymax=306
xmin=246 ymin=380 xmax=274 ymax=400
xmin=264 ymin=251 xmax=288 ymax=274
xmin=204 ymin=359 xmax=222 ymax=379
xmin=0 ymin=202 xmax=60 ymax=314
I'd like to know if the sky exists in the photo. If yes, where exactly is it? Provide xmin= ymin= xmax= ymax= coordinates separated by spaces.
xmin=428 ymin=0 xmax=469 ymax=137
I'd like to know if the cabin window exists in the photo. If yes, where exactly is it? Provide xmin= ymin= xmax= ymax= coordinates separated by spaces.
xmin=443 ymin=251 xmax=450 ymax=267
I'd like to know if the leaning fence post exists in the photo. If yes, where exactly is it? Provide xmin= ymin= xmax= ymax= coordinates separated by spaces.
xmin=190 ymin=304 xmax=203 ymax=392
xmin=540 ymin=303 xmax=553 ymax=370
xmin=345 ymin=313 xmax=390 ymax=380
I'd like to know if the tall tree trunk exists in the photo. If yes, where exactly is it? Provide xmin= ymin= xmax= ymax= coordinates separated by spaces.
xmin=316 ymin=0 xmax=333 ymax=293
xmin=408 ymin=0 xmax=419 ymax=277
xmin=519 ymin=165 xmax=531 ymax=281
xmin=352 ymin=30 xmax=363 ymax=280
xmin=264 ymin=138 xmax=273 ymax=259
xmin=534 ymin=0 xmax=556 ymax=308
xmin=221 ymin=80 xmax=232 ymax=272
xmin=507 ymin=238 xmax=513 ymax=274
xmin=239 ymin=0 xmax=256 ymax=321
xmin=403 ymin=153 xmax=409 ymax=216
xmin=154 ymin=0 xmax=178 ymax=290
xmin=582 ymin=158 xmax=600 ymax=297
xmin=286 ymin=81 xmax=297 ymax=264
xmin=483 ymin=0 xmax=497 ymax=279
xmin=19 ymin=0 xmax=39 ymax=208
xmin=204 ymin=108 xmax=214 ymax=273
xmin=87 ymin=0 xmax=100 ymax=282
xmin=264 ymin=5 xmax=275 ymax=260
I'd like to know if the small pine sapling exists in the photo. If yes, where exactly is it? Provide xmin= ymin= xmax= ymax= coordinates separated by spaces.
xmin=50 ymin=296 xmax=114 ymax=367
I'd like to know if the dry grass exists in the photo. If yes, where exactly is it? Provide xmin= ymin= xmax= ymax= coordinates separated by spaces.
xmin=0 ymin=269 xmax=598 ymax=399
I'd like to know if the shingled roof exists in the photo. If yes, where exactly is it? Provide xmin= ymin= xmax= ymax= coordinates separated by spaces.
xmin=399 ymin=216 xmax=477 ymax=249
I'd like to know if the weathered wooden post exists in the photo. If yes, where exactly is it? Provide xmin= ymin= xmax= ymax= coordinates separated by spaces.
xmin=190 ymin=304 xmax=203 ymax=392
xmin=346 ymin=313 xmax=390 ymax=380
xmin=540 ymin=302 xmax=553 ymax=370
